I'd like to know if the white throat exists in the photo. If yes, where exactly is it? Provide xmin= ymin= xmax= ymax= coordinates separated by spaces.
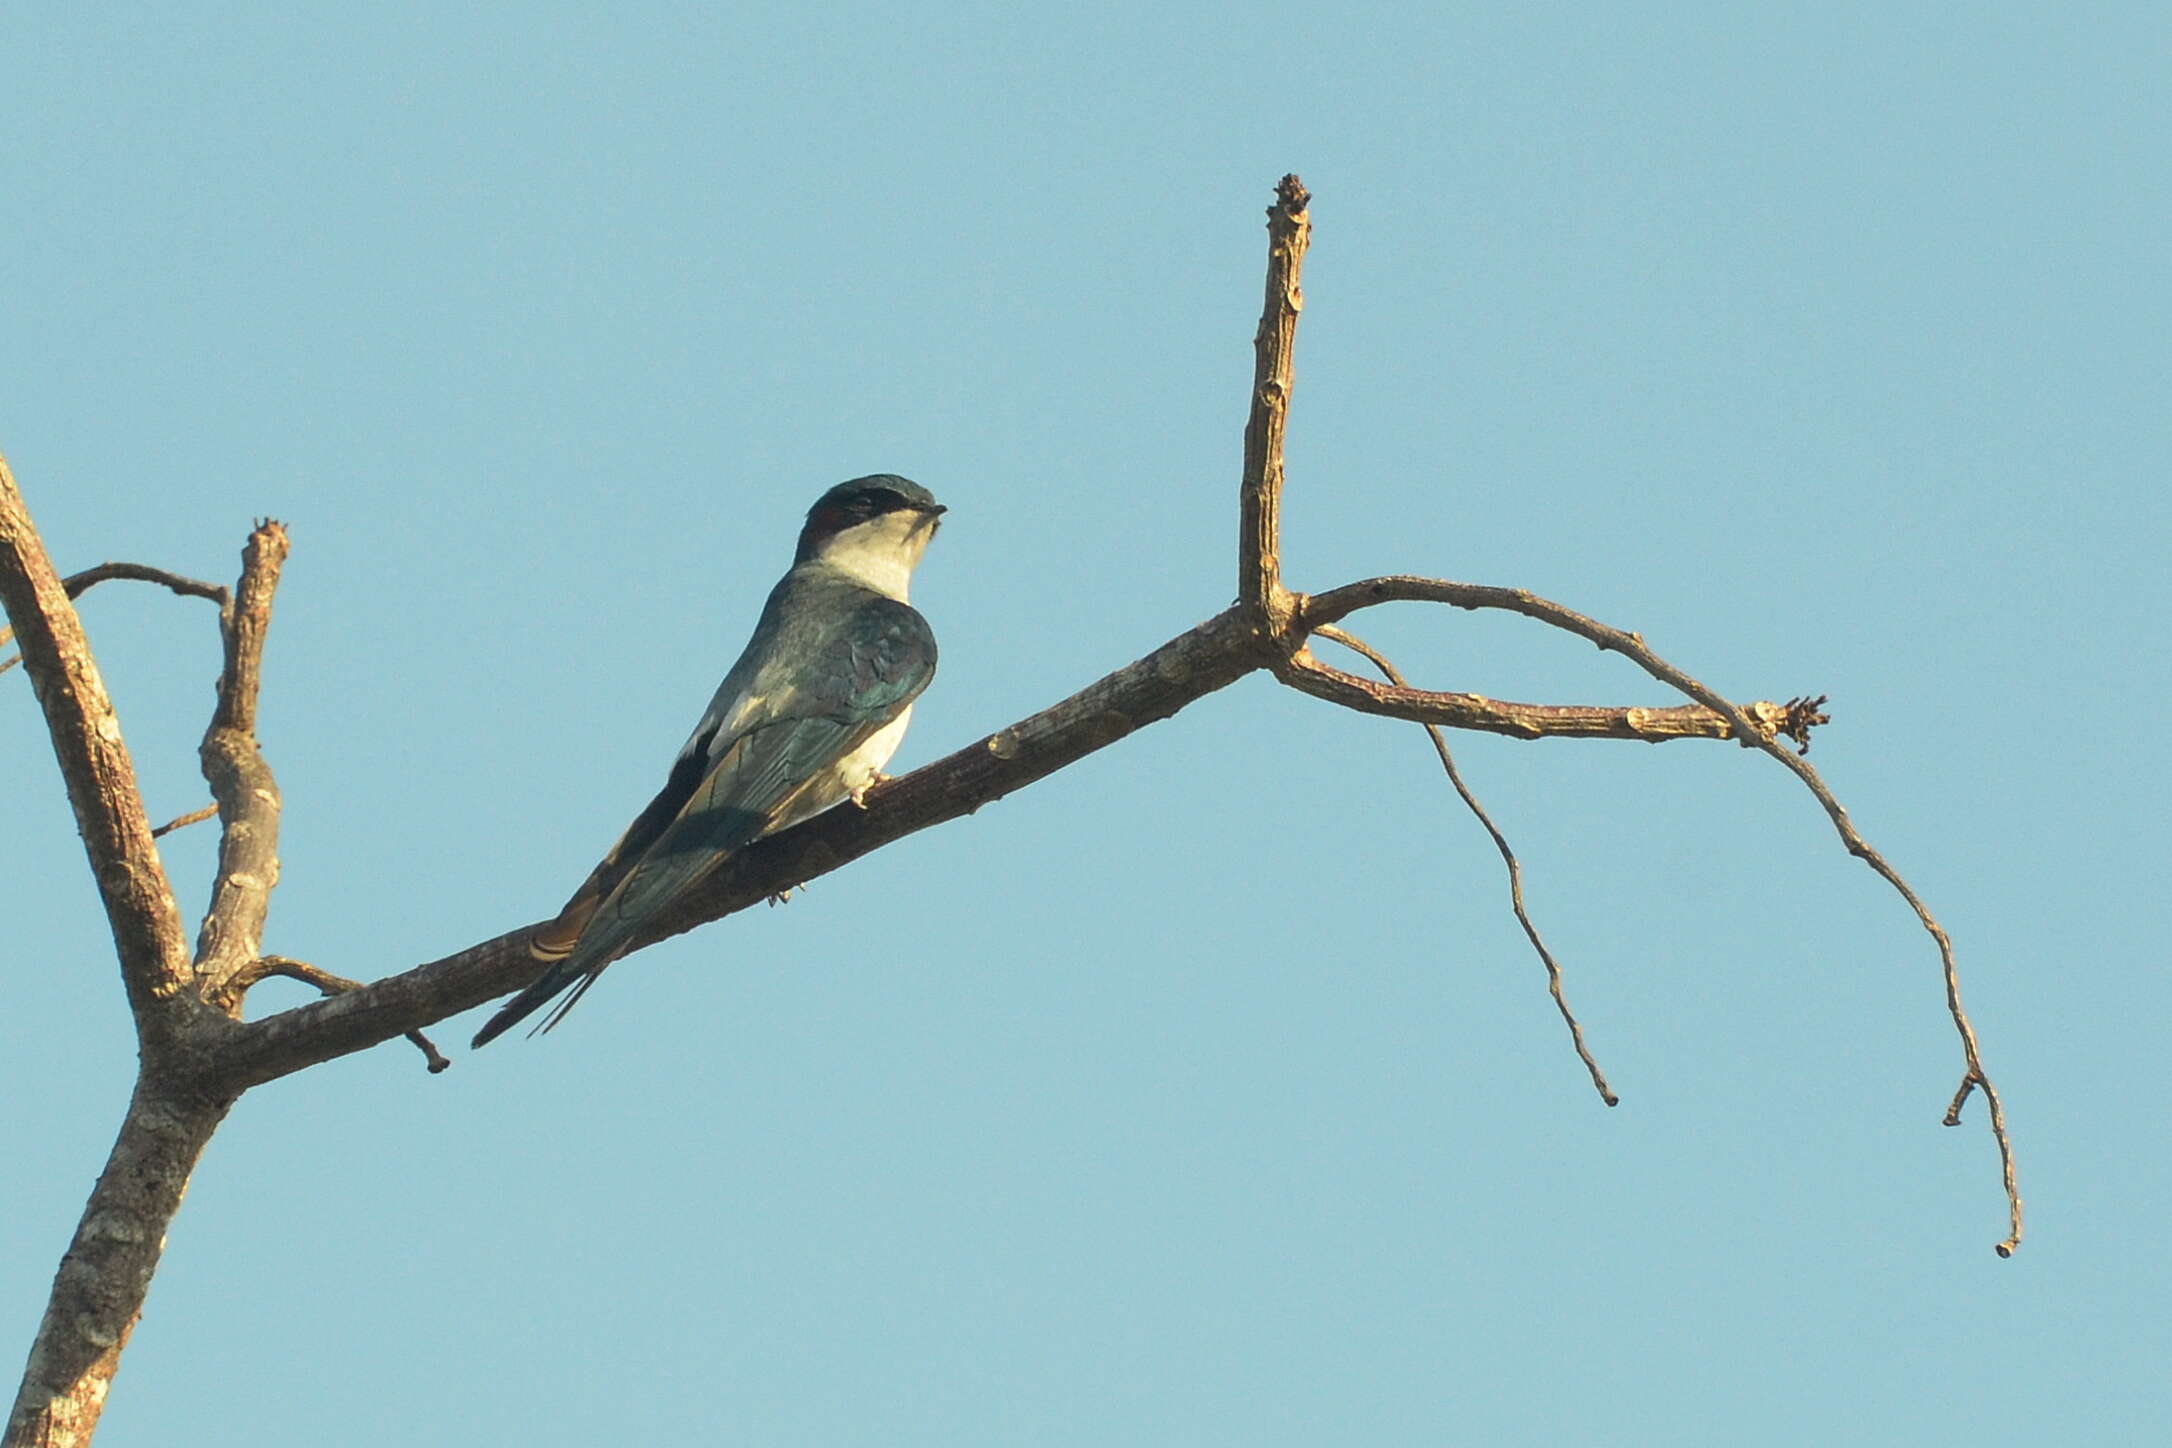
xmin=810 ymin=511 xmax=933 ymax=601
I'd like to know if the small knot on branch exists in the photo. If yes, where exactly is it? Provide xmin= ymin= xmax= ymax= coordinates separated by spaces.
xmin=1274 ymin=174 xmax=1310 ymax=216
xmin=236 ymin=956 xmax=450 ymax=1073
xmin=1782 ymin=694 xmax=1831 ymax=755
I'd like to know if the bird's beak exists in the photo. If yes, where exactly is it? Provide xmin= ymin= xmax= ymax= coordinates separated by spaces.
xmin=922 ymin=503 xmax=948 ymax=517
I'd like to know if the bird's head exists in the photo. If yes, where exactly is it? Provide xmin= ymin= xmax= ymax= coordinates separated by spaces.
xmin=795 ymin=474 xmax=946 ymax=597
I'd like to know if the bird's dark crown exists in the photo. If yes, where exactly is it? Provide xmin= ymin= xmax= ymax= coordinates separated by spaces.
xmin=797 ymin=474 xmax=945 ymax=559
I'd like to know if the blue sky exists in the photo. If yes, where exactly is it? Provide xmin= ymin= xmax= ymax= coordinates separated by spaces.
xmin=4 ymin=5 xmax=2167 ymax=1444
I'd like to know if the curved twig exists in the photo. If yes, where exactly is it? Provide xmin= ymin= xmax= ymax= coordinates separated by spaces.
xmin=0 ymin=561 xmax=228 ymax=675
xmin=57 ymin=561 xmax=229 ymax=606
xmin=1315 ymin=624 xmax=1616 ymax=1107
xmin=1303 ymin=576 xmax=2019 ymax=1255
xmin=229 ymin=956 xmax=449 ymax=1073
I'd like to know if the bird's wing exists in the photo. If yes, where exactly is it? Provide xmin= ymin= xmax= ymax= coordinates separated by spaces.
xmin=571 ymin=594 xmax=936 ymax=953
xmin=522 ymin=730 xmax=727 ymax=963
xmin=470 ymin=592 xmax=935 ymax=1046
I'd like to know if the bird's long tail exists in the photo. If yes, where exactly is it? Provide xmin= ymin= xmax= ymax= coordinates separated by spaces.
xmin=470 ymin=951 xmax=591 ymax=1048
xmin=466 ymin=855 xmax=629 ymax=1046
xmin=471 ymin=789 xmax=749 ymax=1048
xmin=470 ymin=894 xmax=623 ymax=1048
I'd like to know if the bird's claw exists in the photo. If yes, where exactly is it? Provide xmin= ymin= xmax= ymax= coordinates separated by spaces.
xmin=850 ymin=771 xmax=893 ymax=809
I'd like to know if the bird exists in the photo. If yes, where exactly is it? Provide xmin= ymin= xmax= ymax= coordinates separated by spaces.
xmin=471 ymin=474 xmax=945 ymax=1047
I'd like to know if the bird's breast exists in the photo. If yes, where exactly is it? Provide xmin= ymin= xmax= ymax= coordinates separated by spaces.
xmin=844 ymin=704 xmax=914 ymax=785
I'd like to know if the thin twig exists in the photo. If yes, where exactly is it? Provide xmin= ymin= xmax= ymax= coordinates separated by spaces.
xmin=150 ymin=804 xmax=219 ymax=838
xmin=238 ymin=956 xmax=450 ymax=1073
xmin=1293 ymin=576 xmax=1819 ymax=743
xmin=60 ymin=561 xmax=228 ymax=606
xmin=60 ymin=562 xmax=229 ymax=606
xmin=1304 ymin=575 xmax=2020 ymax=1255
xmin=0 ymin=561 xmax=228 ymax=672
xmin=1285 ymin=649 xmax=1800 ymax=742
xmin=1315 ymin=624 xmax=1617 ymax=1107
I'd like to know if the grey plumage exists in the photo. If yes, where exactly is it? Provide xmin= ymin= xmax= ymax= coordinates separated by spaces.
xmin=472 ymin=476 xmax=942 ymax=1047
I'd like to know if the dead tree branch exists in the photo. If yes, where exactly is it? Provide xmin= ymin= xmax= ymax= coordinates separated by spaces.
xmin=210 ymin=605 xmax=1277 ymax=1088
xmin=0 ymin=488 xmax=285 ymax=1447
xmin=222 ymin=957 xmax=450 ymax=1073
xmin=0 ymin=561 xmax=227 ymax=675
xmin=1240 ymin=174 xmax=1309 ymax=632
xmin=1314 ymin=623 xmax=1617 ymax=1107
xmin=0 ymin=458 xmax=195 ymax=1021
xmin=6 ymin=1084 xmax=232 ymax=1448
xmin=3 ymin=172 xmax=2018 ymax=1448
xmin=150 ymin=804 xmax=220 ymax=838
xmin=1294 ymin=583 xmax=2016 ymax=1252
xmin=192 ymin=522 xmax=290 ymax=998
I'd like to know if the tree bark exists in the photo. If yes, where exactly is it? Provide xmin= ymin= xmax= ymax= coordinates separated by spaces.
xmin=6 ymin=1080 xmax=231 ymax=1448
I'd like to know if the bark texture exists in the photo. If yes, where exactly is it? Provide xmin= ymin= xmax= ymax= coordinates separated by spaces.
xmin=7 ymin=1084 xmax=231 ymax=1447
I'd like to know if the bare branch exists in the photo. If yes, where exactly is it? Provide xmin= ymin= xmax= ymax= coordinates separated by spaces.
xmin=5 ymin=1083 xmax=230 ymax=1448
xmin=1303 ymin=576 xmax=2019 ymax=1253
xmin=1284 ymin=650 xmax=1791 ymax=741
xmin=212 ymin=606 xmax=1278 ymax=1087
xmin=150 ymin=804 xmax=219 ymax=838
xmin=0 ymin=452 xmax=193 ymax=1017
xmin=1239 ymin=174 xmax=1310 ymax=631
xmin=59 ymin=561 xmax=228 ymax=606
xmin=229 ymin=956 xmax=449 ymax=1073
xmin=1291 ymin=574 xmax=1814 ymax=741
xmin=1316 ymin=624 xmax=1617 ymax=1107
xmin=1730 ymin=724 xmax=2022 ymax=1257
xmin=0 ymin=562 xmax=228 ymax=673
xmin=193 ymin=523 xmax=292 ymax=995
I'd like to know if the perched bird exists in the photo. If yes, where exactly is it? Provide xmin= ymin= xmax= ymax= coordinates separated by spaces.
xmin=472 ymin=474 xmax=945 ymax=1047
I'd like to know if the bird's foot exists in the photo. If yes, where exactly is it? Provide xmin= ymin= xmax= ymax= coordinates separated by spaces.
xmin=767 ymin=885 xmax=803 ymax=907
xmin=849 ymin=771 xmax=893 ymax=809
